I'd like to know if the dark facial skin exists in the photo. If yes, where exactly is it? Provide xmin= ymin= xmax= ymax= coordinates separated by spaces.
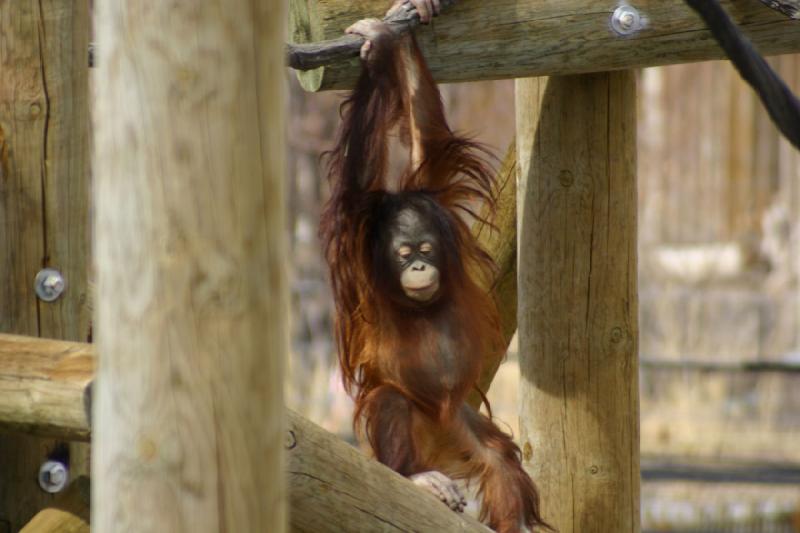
xmin=387 ymin=208 xmax=441 ymax=303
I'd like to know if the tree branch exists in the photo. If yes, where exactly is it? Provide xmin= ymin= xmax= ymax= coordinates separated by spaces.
xmin=286 ymin=0 xmax=457 ymax=71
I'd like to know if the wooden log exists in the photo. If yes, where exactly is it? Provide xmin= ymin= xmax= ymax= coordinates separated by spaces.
xmin=19 ymin=477 xmax=90 ymax=533
xmin=0 ymin=334 xmax=92 ymax=441
xmin=0 ymin=1 xmax=91 ymax=529
xmin=516 ymin=73 xmax=640 ymax=532
xmin=287 ymin=410 xmax=490 ymax=532
xmin=0 ymin=335 xmax=488 ymax=531
xmin=92 ymin=0 xmax=288 ymax=531
xmin=290 ymin=0 xmax=800 ymax=91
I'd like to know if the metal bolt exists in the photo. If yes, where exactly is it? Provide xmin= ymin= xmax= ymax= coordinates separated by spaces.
xmin=611 ymin=5 xmax=644 ymax=36
xmin=38 ymin=460 xmax=69 ymax=493
xmin=34 ymin=268 xmax=65 ymax=302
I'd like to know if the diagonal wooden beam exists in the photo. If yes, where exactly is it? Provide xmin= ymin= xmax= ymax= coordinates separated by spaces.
xmin=0 ymin=333 xmax=489 ymax=532
xmin=470 ymin=141 xmax=518 ymax=406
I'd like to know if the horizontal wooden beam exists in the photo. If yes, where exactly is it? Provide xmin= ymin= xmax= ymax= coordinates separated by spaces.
xmin=0 ymin=334 xmax=488 ymax=532
xmin=0 ymin=334 xmax=93 ymax=441
xmin=287 ymin=0 xmax=456 ymax=70
xmin=290 ymin=0 xmax=800 ymax=91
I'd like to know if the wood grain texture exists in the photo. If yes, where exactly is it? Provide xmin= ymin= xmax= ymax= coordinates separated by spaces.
xmin=0 ymin=1 xmax=90 ymax=530
xmin=0 ymin=334 xmax=92 ymax=441
xmin=92 ymin=0 xmax=288 ymax=531
xmin=0 ymin=0 xmax=45 ymax=338
xmin=516 ymin=73 xmax=640 ymax=532
xmin=36 ymin=1 xmax=92 ymax=344
xmin=290 ymin=0 xmax=800 ymax=91
xmin=20 ymin=477 xmax=90 ymax=533
xmin=287 ymin=410 xmax=491 ymax=532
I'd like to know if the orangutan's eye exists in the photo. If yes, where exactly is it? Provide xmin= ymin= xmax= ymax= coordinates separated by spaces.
xmin=419 ymin=242 xmax=433 ymax=255
xmin=398 ymin=245 xmax=412 ymax=259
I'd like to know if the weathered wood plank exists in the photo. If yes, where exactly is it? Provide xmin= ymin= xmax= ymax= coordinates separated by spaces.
xmin=291 ymin=0 xmax=800 ymax=91
xmin=0 ymin=0 xmax=47 ymax=342
xmin=0 ymin=1 xmax=90 ymax=530
xmin=36 ymin=0 xmax=92 ymax=345
xmin=36 ymin=0 xmax=93 ymax=510
xmin=92 ymin=0 xmax=288 ymax=531
xmin=516 ymin=72 xmax=640 ymax=532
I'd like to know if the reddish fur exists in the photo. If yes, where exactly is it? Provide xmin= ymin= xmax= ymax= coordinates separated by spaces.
xmin=320 ymin=27 xmax=550 ymax=533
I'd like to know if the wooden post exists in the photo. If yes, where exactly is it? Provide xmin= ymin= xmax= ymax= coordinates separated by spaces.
xmin=515 ymin=73 xmax=639 ymax=532
xmin=0 ymin=1 xmax=90 ymax=529
xmin=92 ymin=0 xmax=288 ymax=531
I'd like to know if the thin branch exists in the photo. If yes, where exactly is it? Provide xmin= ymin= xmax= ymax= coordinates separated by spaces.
xmin=757 ymin=0 xmax=800 ymax=19
xmin=286 ymin=0 xmax=457 ymax=71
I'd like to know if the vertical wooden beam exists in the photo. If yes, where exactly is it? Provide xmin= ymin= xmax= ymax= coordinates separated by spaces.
xmin=0 ymin=1 xmax=90 ymax=530
xmin=515 ymin=73 xmax=640 ymax=532
xmin=92 ymin=0 xmax=287 ymax=531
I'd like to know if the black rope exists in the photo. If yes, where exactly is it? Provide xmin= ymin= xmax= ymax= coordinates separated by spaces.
xmin=683 ymin=0 xmax=800 ymax=150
